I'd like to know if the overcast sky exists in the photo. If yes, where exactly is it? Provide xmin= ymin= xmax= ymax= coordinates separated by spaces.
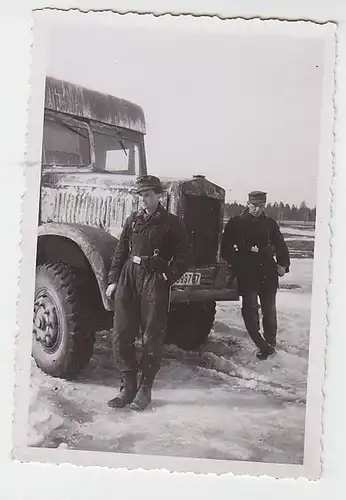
xmin=40 ymin=15 xmax=326 ymax=207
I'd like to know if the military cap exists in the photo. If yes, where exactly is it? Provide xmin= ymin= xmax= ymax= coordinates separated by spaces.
xmin=248 ymin=190 xmax=267 ymax=204
xmin=135 ymin=175 xmax=163 ymax=194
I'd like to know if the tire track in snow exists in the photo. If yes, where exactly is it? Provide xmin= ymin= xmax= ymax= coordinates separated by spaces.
xmin=197 ymin=352 xmax=306 ymax=404
xmin=165 ymin=339 xmax=307 ymax=405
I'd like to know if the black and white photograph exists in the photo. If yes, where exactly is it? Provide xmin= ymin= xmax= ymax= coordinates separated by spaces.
xmin=13 ymin=11 xmax=335 ymax=479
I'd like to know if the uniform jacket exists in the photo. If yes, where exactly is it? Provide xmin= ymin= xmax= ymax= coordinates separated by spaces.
xmin=108 ymin=202 xmax=192 ymax=286
xmin=221 ymin=209 xmax=290 ymax=294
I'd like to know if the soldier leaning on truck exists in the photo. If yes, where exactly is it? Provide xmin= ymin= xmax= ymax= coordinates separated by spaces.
xmin=221 ymin=190 xmax=290 ymax=360
xmin=106 ymin=175 xmax=191 ymax=411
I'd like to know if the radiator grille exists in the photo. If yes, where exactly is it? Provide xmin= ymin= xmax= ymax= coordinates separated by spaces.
xmin=182 ymin=195 xmax=221 ymax=266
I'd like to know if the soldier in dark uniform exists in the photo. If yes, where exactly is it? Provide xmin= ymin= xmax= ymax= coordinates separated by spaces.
xmin=221 ymin=191 xmax=290 ymax=360
xmin=106 ymin=175 xmax=191 ymax=411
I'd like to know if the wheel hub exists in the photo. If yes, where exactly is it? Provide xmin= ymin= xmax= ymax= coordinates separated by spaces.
xmin=33 ymin=292 xmax=59 ymax=351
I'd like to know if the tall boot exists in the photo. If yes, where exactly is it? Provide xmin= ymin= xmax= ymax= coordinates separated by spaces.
xmin=107 ymin=371 xmax=138 ymax=408
xmin=128 ymin=386 xmax=152 ymax=412
xmin=256 ymin=343 xmax=275 ymax=360
xmin=127 ymin=367 xmax=154 ymax=411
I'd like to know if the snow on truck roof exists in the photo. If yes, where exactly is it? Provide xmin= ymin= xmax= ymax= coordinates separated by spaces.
xmin=44 ymin=76 xmax=146 ymax=134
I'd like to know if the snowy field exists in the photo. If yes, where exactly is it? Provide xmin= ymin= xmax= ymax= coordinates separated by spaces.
xmin=27 ymin=226 xmax=315 ymax=465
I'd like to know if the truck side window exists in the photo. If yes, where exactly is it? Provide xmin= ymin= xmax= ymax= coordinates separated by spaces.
xmin=92 ymin=128 xmax=140 ymax=175
xmin=42 ymin=116 xmax=90 ymax=167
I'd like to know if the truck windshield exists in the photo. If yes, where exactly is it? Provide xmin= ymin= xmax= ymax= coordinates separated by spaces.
xmin=92 ymin=125 xmax=140 ymax=175
xmin=42 ymin=115 xmax=91 ymax=167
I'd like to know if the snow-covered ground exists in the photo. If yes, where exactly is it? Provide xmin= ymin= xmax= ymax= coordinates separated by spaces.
xmin=27 ymin=234 xmax=314 ymax=465
xmin=27 ymin=361 xmax=65 ymax=447
xmin=280 ymin=226 xmax=315 ymax=238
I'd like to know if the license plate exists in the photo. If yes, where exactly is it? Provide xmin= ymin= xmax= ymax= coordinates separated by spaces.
xmin=174 ymin=272 xmax=201 ymax=286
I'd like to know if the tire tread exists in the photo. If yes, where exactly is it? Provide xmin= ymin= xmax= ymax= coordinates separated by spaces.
xmin=34 ymin=261 xmax=95 ymax=379
xmin=166 ymin=301 xmax=216 ymax=351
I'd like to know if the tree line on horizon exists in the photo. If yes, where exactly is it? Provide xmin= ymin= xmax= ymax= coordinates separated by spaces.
xmin=224 ymin=201 xmax=316 ymax=223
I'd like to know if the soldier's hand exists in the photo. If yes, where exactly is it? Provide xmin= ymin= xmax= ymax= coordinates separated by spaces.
xmin=277 ymin=265 xmax=286 ymax=277
xmin=106 ymin=283 xmax=117 ymax=298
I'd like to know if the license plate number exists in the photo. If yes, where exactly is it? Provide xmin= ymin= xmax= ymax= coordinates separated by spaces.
xmin=174 ymin=272 xmax=201 ymax=286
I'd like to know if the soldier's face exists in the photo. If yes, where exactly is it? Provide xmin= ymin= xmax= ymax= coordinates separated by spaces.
xmin=248 ymin=202 xmax=265 ymax=217
xmin=140 ymin=189 xmax=160 ymax=211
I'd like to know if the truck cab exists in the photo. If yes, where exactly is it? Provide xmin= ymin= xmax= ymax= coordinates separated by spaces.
xmin=33 ymin=76 xmax=239 ymax=379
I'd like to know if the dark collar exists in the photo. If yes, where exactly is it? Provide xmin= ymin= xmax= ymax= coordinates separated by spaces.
xmin=241 ymin=209 xmax=267 ymax=220
xmin=139 ymin=202 xmax=167 ymax=219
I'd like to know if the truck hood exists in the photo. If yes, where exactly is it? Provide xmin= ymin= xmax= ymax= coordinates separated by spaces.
xmin=42 ymin=171 xmax=225 ymax=202
xmin=160 ymin=175 xmax=225 ymax=202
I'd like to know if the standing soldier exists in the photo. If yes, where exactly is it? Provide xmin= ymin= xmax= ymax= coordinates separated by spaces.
xmin=221 ymin=191 xmax=290 ymax=360
xmin=106 ymin=175 xmax=191 ymax=411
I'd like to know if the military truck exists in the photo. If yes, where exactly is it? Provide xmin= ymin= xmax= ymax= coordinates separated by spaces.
xmin=33 ymin=76 xmax=239 ymax=380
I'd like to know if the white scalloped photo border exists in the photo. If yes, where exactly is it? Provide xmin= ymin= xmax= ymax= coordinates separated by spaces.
xmin=4 ymin=7 xmax=337 ymax=491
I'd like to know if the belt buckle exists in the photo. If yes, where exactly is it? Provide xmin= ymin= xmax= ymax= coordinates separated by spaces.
xmin=133 ymin=255 xmax=141 ymax=264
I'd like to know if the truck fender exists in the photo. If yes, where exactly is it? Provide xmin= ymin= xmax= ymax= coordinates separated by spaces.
xmin=37 ymin=222 xmax=119 ymax=311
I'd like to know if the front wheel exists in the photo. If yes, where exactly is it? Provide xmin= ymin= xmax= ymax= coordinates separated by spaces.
xmin=32 ymin=262 xmax=96 ymax=379
xmin=166 ymin=301 xmax=216 ymax=351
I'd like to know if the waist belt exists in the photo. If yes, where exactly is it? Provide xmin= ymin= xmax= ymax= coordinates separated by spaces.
xmin=129 ymin=253 xmax=150 ymax=265
xmin=129 ymin=253 xmax=169 ymax=282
